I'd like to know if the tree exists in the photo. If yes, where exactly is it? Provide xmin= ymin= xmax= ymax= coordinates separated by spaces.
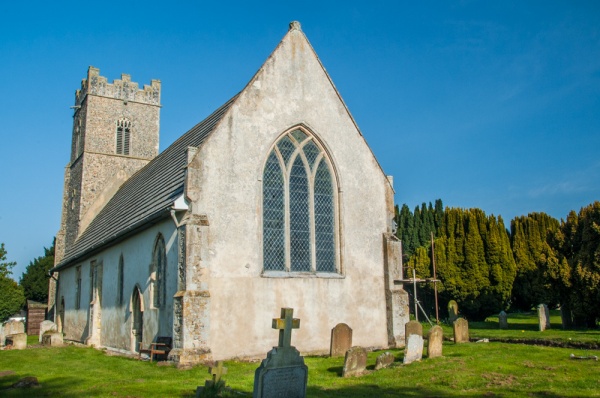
xmin=0 ymin=243 xmax=25 ymax=322
xmin=20 ymin=238 xmax=55 ymax=303
xmin=510 ymin=213 xmax=563 ymax=311
xmin=559 ymin=202 xmax=600 ymax=327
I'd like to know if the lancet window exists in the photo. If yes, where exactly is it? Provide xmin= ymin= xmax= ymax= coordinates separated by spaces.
xmin=116 ymin=118 xmax=131 ymax=155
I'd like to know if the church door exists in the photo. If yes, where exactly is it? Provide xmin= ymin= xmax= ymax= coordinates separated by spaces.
xmin=131 ymin=287 xmax=143 ymax=352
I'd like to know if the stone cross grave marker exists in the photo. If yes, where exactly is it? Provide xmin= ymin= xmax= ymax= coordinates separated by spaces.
xmin=538 ymin=304 xmax=550 ymax=331
xmin=427 ymin=325 xmax=443 ymax=358
xmin=498 ymin=311 xmax=508 ymax=329
xmin=210 ymin=361 xmax=227 ymax=385
xmin=330 ymin=323 xmax=352 ymax=357
xmin=253 ymin=308 xmax=308 ymax=398
xmin=403 ymin=334 xmax=424 ymax=364
xmin=342 ymin=346 xmax=367 ymax=377
xmin=404 ymin=320 xmax=423 ymax=346
xmin=448 ymin=300 xmax=459 ymax=322
xmin=453 ymin=318 xmax=469 ymax=343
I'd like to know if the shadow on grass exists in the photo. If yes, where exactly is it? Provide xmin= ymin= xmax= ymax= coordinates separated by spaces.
xmin=1 ymin=375 xmax=90 ymax=398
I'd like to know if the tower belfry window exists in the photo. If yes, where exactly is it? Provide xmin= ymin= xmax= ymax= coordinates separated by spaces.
xmin=116 ymin=119 xmax=131 ymax=155
xmin=262 ymin=128 xmax=338 ymax=274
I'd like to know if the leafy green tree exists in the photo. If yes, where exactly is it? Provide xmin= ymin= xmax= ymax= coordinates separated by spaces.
xmin=20 ymin=238 xmax=55 ymax=303
xmin=559 ymin=202 xmax=600 ymax=327
xmin=510 ymin=213 xmax=563 ymax=310
xmin=0 ymin=243 xmax=25 ymax=322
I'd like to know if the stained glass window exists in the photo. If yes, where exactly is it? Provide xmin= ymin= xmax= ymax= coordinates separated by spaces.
xmin=262 ymin=129 xmax=338 ymax=274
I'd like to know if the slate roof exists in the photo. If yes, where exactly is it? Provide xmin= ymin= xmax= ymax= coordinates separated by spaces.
xmin=54 ymin=94 xmax=240 ymax=271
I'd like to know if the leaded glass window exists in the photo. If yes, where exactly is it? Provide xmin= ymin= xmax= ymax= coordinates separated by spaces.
xmin=262 ymin=129 xmax=338 ymax=273
xmin=152 ymin=235 xmax=166 ymax=308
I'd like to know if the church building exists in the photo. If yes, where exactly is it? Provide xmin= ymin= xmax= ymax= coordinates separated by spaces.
xmin=49 ymin=21 xmax=409 ymax=364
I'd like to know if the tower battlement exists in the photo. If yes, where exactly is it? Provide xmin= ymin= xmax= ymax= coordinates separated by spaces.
xmin=75 ymin=66 xmax=161 ymax=107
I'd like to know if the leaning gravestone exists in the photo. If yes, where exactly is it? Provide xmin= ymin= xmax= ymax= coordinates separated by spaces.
xmin=253 ymin=308 xmax=307 ymax=398
xmin=498 ymin=311 xmax=508 ymax=329
xmin=404 ymin=320 xmax=423 ymax=346
xmin=403 ymin=334 xmax=424 ymax=364
xmin=448 ymin=300 xmax=459 ymax=322
xmin=375 ymin=351 xmax=394 ymax=370
xmin=342 ymin=346 xmax=367 ymax=377
xmin=39 ymin=320 xmax=58 ymax=342
xmin=453 ymin=318 xmax=469 ymax=343
xmin=330 ymin=323 xmax=352 ymax=357
xmin=538 ymin=304 xmax=550 ymax=331
xmin=427 ymin=325 xmax=443 ymax=358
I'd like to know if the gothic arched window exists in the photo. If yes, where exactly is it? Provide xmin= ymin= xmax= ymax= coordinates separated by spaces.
xmin=263 ymin=128 xmax=338 ymax=273
xmin=151 ymin=235 xmax=166 ymax=308
xmin=116 ymin=118 xmax=131 ymax=155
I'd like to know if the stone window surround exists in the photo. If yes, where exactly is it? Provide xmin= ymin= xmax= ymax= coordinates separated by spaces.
xmin=260 ymin=125 xmax=343 ymax=277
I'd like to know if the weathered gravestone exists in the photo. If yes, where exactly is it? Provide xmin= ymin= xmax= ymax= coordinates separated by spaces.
xmin=453 ymin=318 xmax=469 ymax=343
xmin=404 ymin=320 xmax=423 ymax=346
xmin=6 ymin=333 xmax=27 ymax=350
xmin=538 ymin=304 xmax=550 ymax=331
xmin=427 ymin=325 xmax=443 ymax=358
xmin=498 ymin=311 xmax=508 ymax=329
xmin=403 ymin=334 xmax=424 ymax=364
xmin=342 ymin=346 xmax=367 ymax=377
xmin=41 ymin=332 xmax=63 ymax=346
xmin=253 ymin=308 xmax=307 ymax=398
xmin=39 ymin=320 xmax=58 ymax=343
xmin=330 ymin=323 xmax=352 ymax=357
xmin=374 ymin=351 xmax=395 ymax=370
xmin=3 ymin=320 xmax=25 ymax=337
xmin=447 ymin=300 xmax=459 ymax=322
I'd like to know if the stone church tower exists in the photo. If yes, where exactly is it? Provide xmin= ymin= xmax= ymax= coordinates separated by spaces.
xmin=55 ymin=67 xmax=161 ymax=263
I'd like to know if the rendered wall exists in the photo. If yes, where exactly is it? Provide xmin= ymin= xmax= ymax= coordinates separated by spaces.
xmin=184 ymin=26 xmax=396 ymax=360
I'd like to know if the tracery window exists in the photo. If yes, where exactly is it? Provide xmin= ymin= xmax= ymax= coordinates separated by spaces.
xmin=263 ymin=128 xmax=338 ymax=273
xmin=116 ymin=118 xmax=131 ymax=155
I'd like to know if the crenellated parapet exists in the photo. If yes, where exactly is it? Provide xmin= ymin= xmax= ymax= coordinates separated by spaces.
xmin=75 ymin=66 xmax=161 ymax=107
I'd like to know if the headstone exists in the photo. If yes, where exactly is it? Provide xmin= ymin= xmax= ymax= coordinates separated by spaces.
xmin=404 ymin=320 xmax=423 ymax=346
xmin=538 ymin=304 xmax=550 ymax=331
xmin=39 ymin=320 xmax=58 ymax=342
xmin=453 ymin=318 xmax=469 ymax=343
xmin=330 ymin=323 xmax=352 ymax=357
xmin=253 ymin=308 xmax=307 ymax=398
xmin=6 ymin=333 xmax=27 ymax=350
xmin=427 ymin=325 xmax=443 ymax=358
xmin=560 ymin=305 xmax=573 ymax=329
xmin=447 ymin=300 xmax=459 ymax=322
xmin=0 ymin=324 xmax=4 ymax=347
xmin=403 ymin=334 xmax=424 ymax=364
xmin=374 ymin=351 xmax=394 ymax=370
xmin=41 ymin=332 xmax=63 ymax=346
xmin=342 ymin=346 xmax=367 ymax=377
xmin=26 ymin=300 xmax=47 ymax=336
xmin=3 ymin=320 xmax=25 ymax=337
xmin=498 ymin=311 xmax=508 ymax=329
xmin=196 ymin=361 xmax=228 ymax=397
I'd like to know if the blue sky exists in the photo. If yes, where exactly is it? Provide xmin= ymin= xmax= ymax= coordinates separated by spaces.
xmin=1 ymin=1 xmax=599 ymax=280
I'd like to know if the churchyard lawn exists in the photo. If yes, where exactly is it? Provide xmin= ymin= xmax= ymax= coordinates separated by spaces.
xmin=1 ymin=313 xmax=599 ymax=397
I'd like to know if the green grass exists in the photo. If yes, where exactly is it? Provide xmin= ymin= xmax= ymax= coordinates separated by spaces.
xmin=1 ymin=313 xmax=599 ymax=397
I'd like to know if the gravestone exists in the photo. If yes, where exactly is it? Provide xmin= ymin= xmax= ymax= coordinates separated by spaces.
xmin=253 ymin=308 xmax=307 ymax=398
xmin=41 ymin=332 xmax=63 ymax=346
xmin=447 ymin=300 xmax=459 ymax=322
xmin=404 ymin=320 xmax=423 ymax=346
xmin=560 ymin=305 xmax=573 ymax=329
xmin=6 ymin=333 xmax=27 ymax=350
xmin=453 ymin=318 xmax=469 ymax=343
xmin=427 ymin=325 xmax=443 ymax=358
xmin=39 ymin=320 xmax=57 ymax=343
xmin=342 ymin=346 xmax=367 ymax=377
xmin=3 ymin=320 xmax=25 ymax=337
xmin=498 ymin=311 xmax=508 ymax=329
xmin=330 ymin=323 xmax=352 ymax=357
xmin=374 ymin=351 xmax=394 ymax=370
xmin=196 ymin=361 xmax=228 ymax=397
xmin=538 ymin=304 xmax=550 ymax=331
xmin=403 ymin=334 xmax=424 ymax=364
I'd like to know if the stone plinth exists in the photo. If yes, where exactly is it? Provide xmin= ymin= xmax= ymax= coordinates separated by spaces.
xmin=42 ymin=332 xmax=63 ymax=346
xmin=6 ymin=333 xmax=27 ymax=350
